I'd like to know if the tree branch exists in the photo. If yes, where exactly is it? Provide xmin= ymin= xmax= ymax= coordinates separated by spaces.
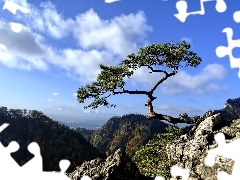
xmin=149 ymin=71 xmax=176 ymax=94
xmin=112 ymin=88 xmax=149 ymax=95
xmin=147 ymin=66 xmax=169 ymax=75
xmin=145 ymin=87 xmax=209 ymax=136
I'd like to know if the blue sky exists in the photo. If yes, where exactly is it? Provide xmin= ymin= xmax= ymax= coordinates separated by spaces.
xmin=0 ymin=0 xmax=240 ymax=118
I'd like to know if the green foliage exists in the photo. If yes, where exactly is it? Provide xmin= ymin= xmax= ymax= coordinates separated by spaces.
xmin=132 ymin=125 xmax=184 ymax=178
xmin=120 ymin=41 xmax=201 ymax=70
xmin=77 ymin=41 xmax=202 ymax=109
xmin=77 ymin=65 xmax=133 ymax=109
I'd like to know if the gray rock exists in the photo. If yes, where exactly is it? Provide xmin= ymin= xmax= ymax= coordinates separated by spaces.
xmin=66 ymin=148 xmax=152 ymax=180
xmin=166 ymin=113 xmax=237 ymax=180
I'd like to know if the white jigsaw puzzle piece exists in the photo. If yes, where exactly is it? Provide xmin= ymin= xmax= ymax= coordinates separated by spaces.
xmin=205 ymin=132 xmax=240 ymax=179
xmin=174 ymin=0 xmax=227 ymax=22
xmin=20 ymin=142 xmax=43 ymax=174
xmin=0 ymin=123 xmax=9 ymax=132
xmin=0 ymin=141 xmax=21 ymax=173
xmin=0 ymin=122 xmax=74 ymax=179
xmin=2 ymin=0 xmax=30 ymax=15
xmin=81 ymin=175 xmax=92 ymax=180
xmin=215 ymin=11 xmax=240 ymax=78
xmin=105 ymin=0 xmax=120 ymax=3
xmin=0 ymin=124 xmax=22 ymax=178
xmin=154 ymin=164 xmax=190 ymax=180
xmin=35 ymin=160 xmax=71 ymax=180
xmin=155 ymin=176 xmax=165 ymax=180
xmin=170 ymin=164 xmax=190 ymax=180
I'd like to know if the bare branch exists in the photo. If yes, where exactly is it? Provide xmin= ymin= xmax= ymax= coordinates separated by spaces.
xmin=149 ymin=71 xmax=176 ymax=94
xmin=113 ymin=89 xmax=149 ymax=95
xmin=147 ymin=66 xmax=168 ymax=75
xmin=105 ymin=93 xmax=112 ymax=98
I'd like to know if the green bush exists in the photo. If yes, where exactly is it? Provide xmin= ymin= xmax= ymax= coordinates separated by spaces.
xmin=132 ymin=125 xmax=184 ymax=178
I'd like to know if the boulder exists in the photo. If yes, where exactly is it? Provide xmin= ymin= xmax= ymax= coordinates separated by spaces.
xmin=67 ymin=148 xmax=152 ymax=180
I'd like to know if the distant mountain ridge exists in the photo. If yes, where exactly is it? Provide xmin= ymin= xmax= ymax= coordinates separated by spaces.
xmin=41 ymin=106 xmax=120 ymax=123
xmin=50 ymin=106 xmax=108 ymax=114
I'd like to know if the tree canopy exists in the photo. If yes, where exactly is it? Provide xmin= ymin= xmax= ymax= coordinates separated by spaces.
xmin=77 ymin=41 xmax=207 ymax=135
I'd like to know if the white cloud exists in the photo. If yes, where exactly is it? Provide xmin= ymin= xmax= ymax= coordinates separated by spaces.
xmin=48 ymin=98 xmax=53 ymax=102
xmin=171 ymin=64 xmax=226 ymax=88
xmin=160 ymin=63 xmax=227 ymax=94
xmin=53 ymin=92 xmax=59 ymax=96
xmin=0 ymin=19 xmax=48 ymax=70
xmin=72 ymin=9 xmax=152 ymax=57
xmin=0 ymin=1 xmax=152 ymax=83
xmin=38 ymin=1 xmax=74 ymax=39
xmin=13 ymin=1 xmax=74 ymax=38
xmin=46 ymin=48 xmax=116 ymax=83
xmin=20 ymin=2 xmax=151 ymax=56
xmin=46 ymin=98 xmax=81 ymax=108
xmin=128 ymin=63 xmax=227 ymax=94
xmin=72 ymin=93 xmax=77 ymax=97
xmin=126 ymin=66 xmax=165 ymax=88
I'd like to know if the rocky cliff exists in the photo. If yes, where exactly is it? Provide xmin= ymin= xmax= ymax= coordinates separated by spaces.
xmin=165 ymin=112 xmax=238 ymax=180
xmin=67 ymin=148 xmax=152 ymax=180
xmin=68 ymin=112 xmax=240 ymax=179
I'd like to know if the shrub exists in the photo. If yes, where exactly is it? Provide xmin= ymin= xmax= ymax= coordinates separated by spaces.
xmin=132 ymin=125 xmax=184 ymax=178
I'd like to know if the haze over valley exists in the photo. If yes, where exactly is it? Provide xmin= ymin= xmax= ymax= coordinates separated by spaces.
xmin=41 ymin=106 xmax=122 ymax=129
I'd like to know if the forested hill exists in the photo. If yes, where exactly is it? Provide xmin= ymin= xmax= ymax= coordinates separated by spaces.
xmin=76 ymin=113 xmax=170 ymax=157
xmin=0 ymin=107 xmax=104 ymax=173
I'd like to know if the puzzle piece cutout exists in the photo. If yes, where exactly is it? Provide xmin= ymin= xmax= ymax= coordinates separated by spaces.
xmin=81 ymin=175 xmax=92 ymax=180
xmin=0 ymin=123 xmax=74 ymax=180
xmin=174 ymin=0 xmax=227 ymax=22
xmin=154 ymin=164 xmax=190 ymax=180
xmin=0 ymin=139 xmax=22 ymax=178
xmin=20 ymin=142 xmax=43 ymax=174
xmin=3 ymin=119 xmax=240 ymax=180
xmin=2 ymin=0 xmax=30 ymax=33
xmin=105 ymin=0 xmax=120 ymax=3
xmin=215 ymin=10 xmax=240 ymax=78
xmin=2 ymin=0 xmax=30 ymax=15
xmin=205 ymin=132 xmax=240 ymax=180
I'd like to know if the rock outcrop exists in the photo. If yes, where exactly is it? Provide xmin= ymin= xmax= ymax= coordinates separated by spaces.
xmin=166 ymin=113 xmax=239 ymax=180
xmin=67 ymin=148 xmax=152 ymax=180
xmin=68 ymin=112 xmax=240 ymax=180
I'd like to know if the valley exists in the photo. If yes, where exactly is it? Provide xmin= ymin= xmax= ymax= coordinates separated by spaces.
xmin=0 ymin=97 xmax=239 ymax=178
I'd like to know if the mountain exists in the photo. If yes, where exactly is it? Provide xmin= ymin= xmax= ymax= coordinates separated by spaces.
xmin=41 ymin=106 xmax=120 ymax=124
xmin=0 ymin=107 xmax=104 ymax=173
xmin=67 ymin=97 xmax=240 ymax=179
xmin=213 ymin=97 xmax=240 ymax=121
xmin=76 ymin=113 xmax=171 ymax=158
xmin=76 ymin=97 xmax=240 ymax=157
